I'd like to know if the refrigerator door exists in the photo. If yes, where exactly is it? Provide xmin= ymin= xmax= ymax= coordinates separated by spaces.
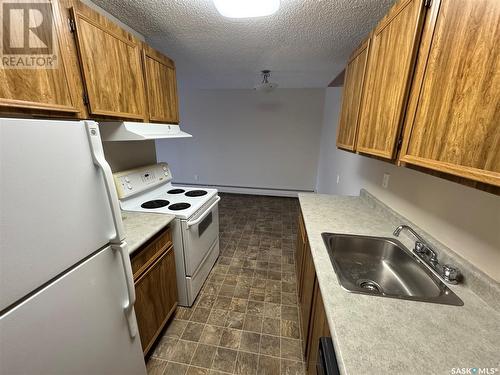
xmin=0 ymin=245 xmax=146 ymax=375
xmin=0 ymin=118 xmax=116 ymax=310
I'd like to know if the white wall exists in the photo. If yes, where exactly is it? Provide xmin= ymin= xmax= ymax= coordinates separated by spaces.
xmin=316 ymin=88 xmax=500 ymax=282
xmin=156 ymin=88 xmax=325 ymax=192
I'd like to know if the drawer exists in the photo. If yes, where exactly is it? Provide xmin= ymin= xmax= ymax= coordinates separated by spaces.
xmin=131 ymin=227 xmax=172 ymax=280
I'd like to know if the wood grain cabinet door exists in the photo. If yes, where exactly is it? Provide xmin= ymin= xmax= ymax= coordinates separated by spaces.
xmin=399 ymin=0 xmax=500 ymax=186
xmin=356 ymin=0 xmax=428 ymax=159
xmin=337 ymin=38 xmax=371 ymax=151
xmin=142 ymin=45 xmax=179 ymax=123
xmin=70 ymin=3 xmax=146 ymax=120
xmin=296 ymin=213 xmax=306 ymax=298
xmin=0 ymin=0 xmax=83 ymax=115
xmin=306 ymin=283 xmax=330 ymax=375
xmin=134 ymin=246 xmax=178 ymax=354
xmin=299 ymin=241 xmax=316 ymax=357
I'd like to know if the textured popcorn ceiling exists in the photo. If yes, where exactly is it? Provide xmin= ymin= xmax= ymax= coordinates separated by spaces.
xmin=92 ymin=0 xmax=394 ymax=89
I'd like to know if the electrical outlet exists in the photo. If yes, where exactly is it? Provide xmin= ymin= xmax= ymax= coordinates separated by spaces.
xmin=336 ymin=174 xmax=340 ymax=184
xmin=194 ymin=174 xmax=199 ymax=181
xmin=382 ymin=173 xmax=390 ymax=189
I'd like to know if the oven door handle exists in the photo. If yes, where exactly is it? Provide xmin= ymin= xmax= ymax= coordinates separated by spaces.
xmin=186 ymin=196 xmax=220 ymax=228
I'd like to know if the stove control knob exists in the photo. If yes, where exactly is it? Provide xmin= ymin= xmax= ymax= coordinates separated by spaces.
xmin=127 ymin=183 xmax=132 ymax=190
xmin=162 ymin=166 xmax=167 ymax=171
xmin=125 ymin=177 xmax=130 ymax=183
xmin=164 ymin=172 xmax=169 ymax=176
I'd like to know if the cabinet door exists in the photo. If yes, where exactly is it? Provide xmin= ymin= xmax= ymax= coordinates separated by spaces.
xmin=337 ymin=38 xmax=370 ymax=151
xmin=142 ymin=45 xmax=179 ymax=123
xmin=134 ymin=246 xmax=178 ymax=354
xmin=306 ymin=283 xmax=331 ymax=375
xmin=299 ymin=241 xmax=316 ymax=357
xmin=70 ymin=3 xmax=146 ymax=120
xmin=356 ymin=0 xmax=427 ymax=159
xmin=0 ymin=0 xmax=84 ymax=115
xmin=400 ymin=0 xmax=500 ymax=186
xmin=296 ymin=213 xmax=306 ymax=298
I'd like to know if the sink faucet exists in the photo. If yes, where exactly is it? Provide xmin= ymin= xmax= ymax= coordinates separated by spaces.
xmin=393 ymin=225 xmax=461 ymax=284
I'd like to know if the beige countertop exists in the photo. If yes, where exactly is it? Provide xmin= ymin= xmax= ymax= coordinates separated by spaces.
xmin=121 ymin=211 xmax=175 ymax=254
xmin=298 ymin=190 xmax=500 ymax=375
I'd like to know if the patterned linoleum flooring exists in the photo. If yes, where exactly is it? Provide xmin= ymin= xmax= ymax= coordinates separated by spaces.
xmin=146 ymin=193 xmax=306 ymax=375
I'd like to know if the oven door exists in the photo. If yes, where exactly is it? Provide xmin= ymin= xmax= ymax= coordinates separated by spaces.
xmin=181 ymin=196 xmax=220 ymax=276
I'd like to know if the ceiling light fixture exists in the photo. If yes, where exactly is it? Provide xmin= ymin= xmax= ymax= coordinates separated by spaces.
xmin=254 ymin=70 xmax=278 ymax=92
xmin=213 ymin=0 xmax=280 ymax=18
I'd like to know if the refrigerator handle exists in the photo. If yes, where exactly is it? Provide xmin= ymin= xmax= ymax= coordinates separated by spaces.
xmin=114 ymin=241 xmax=138 ymax=338
xmin=85 ymin=122 xmax=138 ymax=338
xmin=84 ymin=121 xmax=124 ymax=243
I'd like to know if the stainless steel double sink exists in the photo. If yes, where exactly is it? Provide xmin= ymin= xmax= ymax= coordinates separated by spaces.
xmin=321 ymin=233 xmax=463 ymax=306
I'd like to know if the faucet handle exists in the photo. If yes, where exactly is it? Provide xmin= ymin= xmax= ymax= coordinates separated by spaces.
xmin=414 ymin=241 xmax=426 ymax=254
xmin=442 ymin=264 xmax=460 ymax=284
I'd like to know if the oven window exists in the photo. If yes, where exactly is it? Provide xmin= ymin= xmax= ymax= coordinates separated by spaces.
xmin=198 ymin=212 xmax=212 ymax=236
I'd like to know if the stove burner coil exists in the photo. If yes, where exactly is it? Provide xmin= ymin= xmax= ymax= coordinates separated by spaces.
xmin=168 ymin=203 xmax=191 ymax=211
xmin=185 ymin=190 xmax=208 ymax=197
xmin=141 ymin=200 xmax=169 ymax=209
xmin=167 ymin=189 xmax=185 ymax=194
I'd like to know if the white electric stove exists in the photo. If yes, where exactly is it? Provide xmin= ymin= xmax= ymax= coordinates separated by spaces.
xmin=113 ymin=163 xmax=220 ymax=306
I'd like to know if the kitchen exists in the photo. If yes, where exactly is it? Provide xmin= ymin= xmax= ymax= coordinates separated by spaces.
xmin=0 ymin=0 xmax=499 ymax=374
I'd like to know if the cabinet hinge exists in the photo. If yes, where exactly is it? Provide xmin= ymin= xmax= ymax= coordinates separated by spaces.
xmin=68 ymin=18 xmax=76 ymax=33
xmin=424 ymin=0 xmax=432 ymax=8
xmin=82 ymin=92 xmax=89 ymax=106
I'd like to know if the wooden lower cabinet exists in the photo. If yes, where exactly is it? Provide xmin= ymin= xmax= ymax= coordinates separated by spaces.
xmin=296 ymin=209 xmax=333 ymax=374
xmin=131 ymin=227 xmax=178 ymax=355
xmin=299 ymin=237 xmax=316 ymax=355
xmin=306 ymin=284 xmax=331 ymax=374
xmin=296 ymin=213 xmax=306 ymax=299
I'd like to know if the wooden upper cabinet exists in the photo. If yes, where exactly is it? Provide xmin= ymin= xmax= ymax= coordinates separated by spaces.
xmin=0 ymin=0 xmax=85 ymax=116
xmin=142 ymin=45 xmax=180 ymax=124
xmin=337 ymin=38 xmax=371 ymax=151
xmin=400 ymin=0 xmax=500 ymax=186
xmin=70 ymin=3 xmax=147 ymax=120
xmin=356 ymin=0 xmax=427 ymax=159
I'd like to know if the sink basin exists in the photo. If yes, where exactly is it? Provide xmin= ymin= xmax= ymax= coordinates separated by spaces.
xmin=322 ymin=233 xmax=463 ymax=306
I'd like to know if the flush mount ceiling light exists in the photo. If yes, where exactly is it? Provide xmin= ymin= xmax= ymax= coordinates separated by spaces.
xmin=254 ymin=70 xmax=279 ymax=92
xmin=213 ymin=0 xmax=280 ymax=18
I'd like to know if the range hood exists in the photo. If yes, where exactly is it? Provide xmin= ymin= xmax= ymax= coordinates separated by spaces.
xmin=99 ymin=122 xmax=192 ymax=141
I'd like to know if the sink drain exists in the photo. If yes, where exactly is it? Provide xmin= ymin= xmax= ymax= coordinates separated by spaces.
xmin=357 ymin=280 xmax=381 ymax=293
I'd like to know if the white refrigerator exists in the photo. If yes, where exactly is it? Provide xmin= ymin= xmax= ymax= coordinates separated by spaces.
xmin=0 ymin=118 xmax=146 ymax=374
